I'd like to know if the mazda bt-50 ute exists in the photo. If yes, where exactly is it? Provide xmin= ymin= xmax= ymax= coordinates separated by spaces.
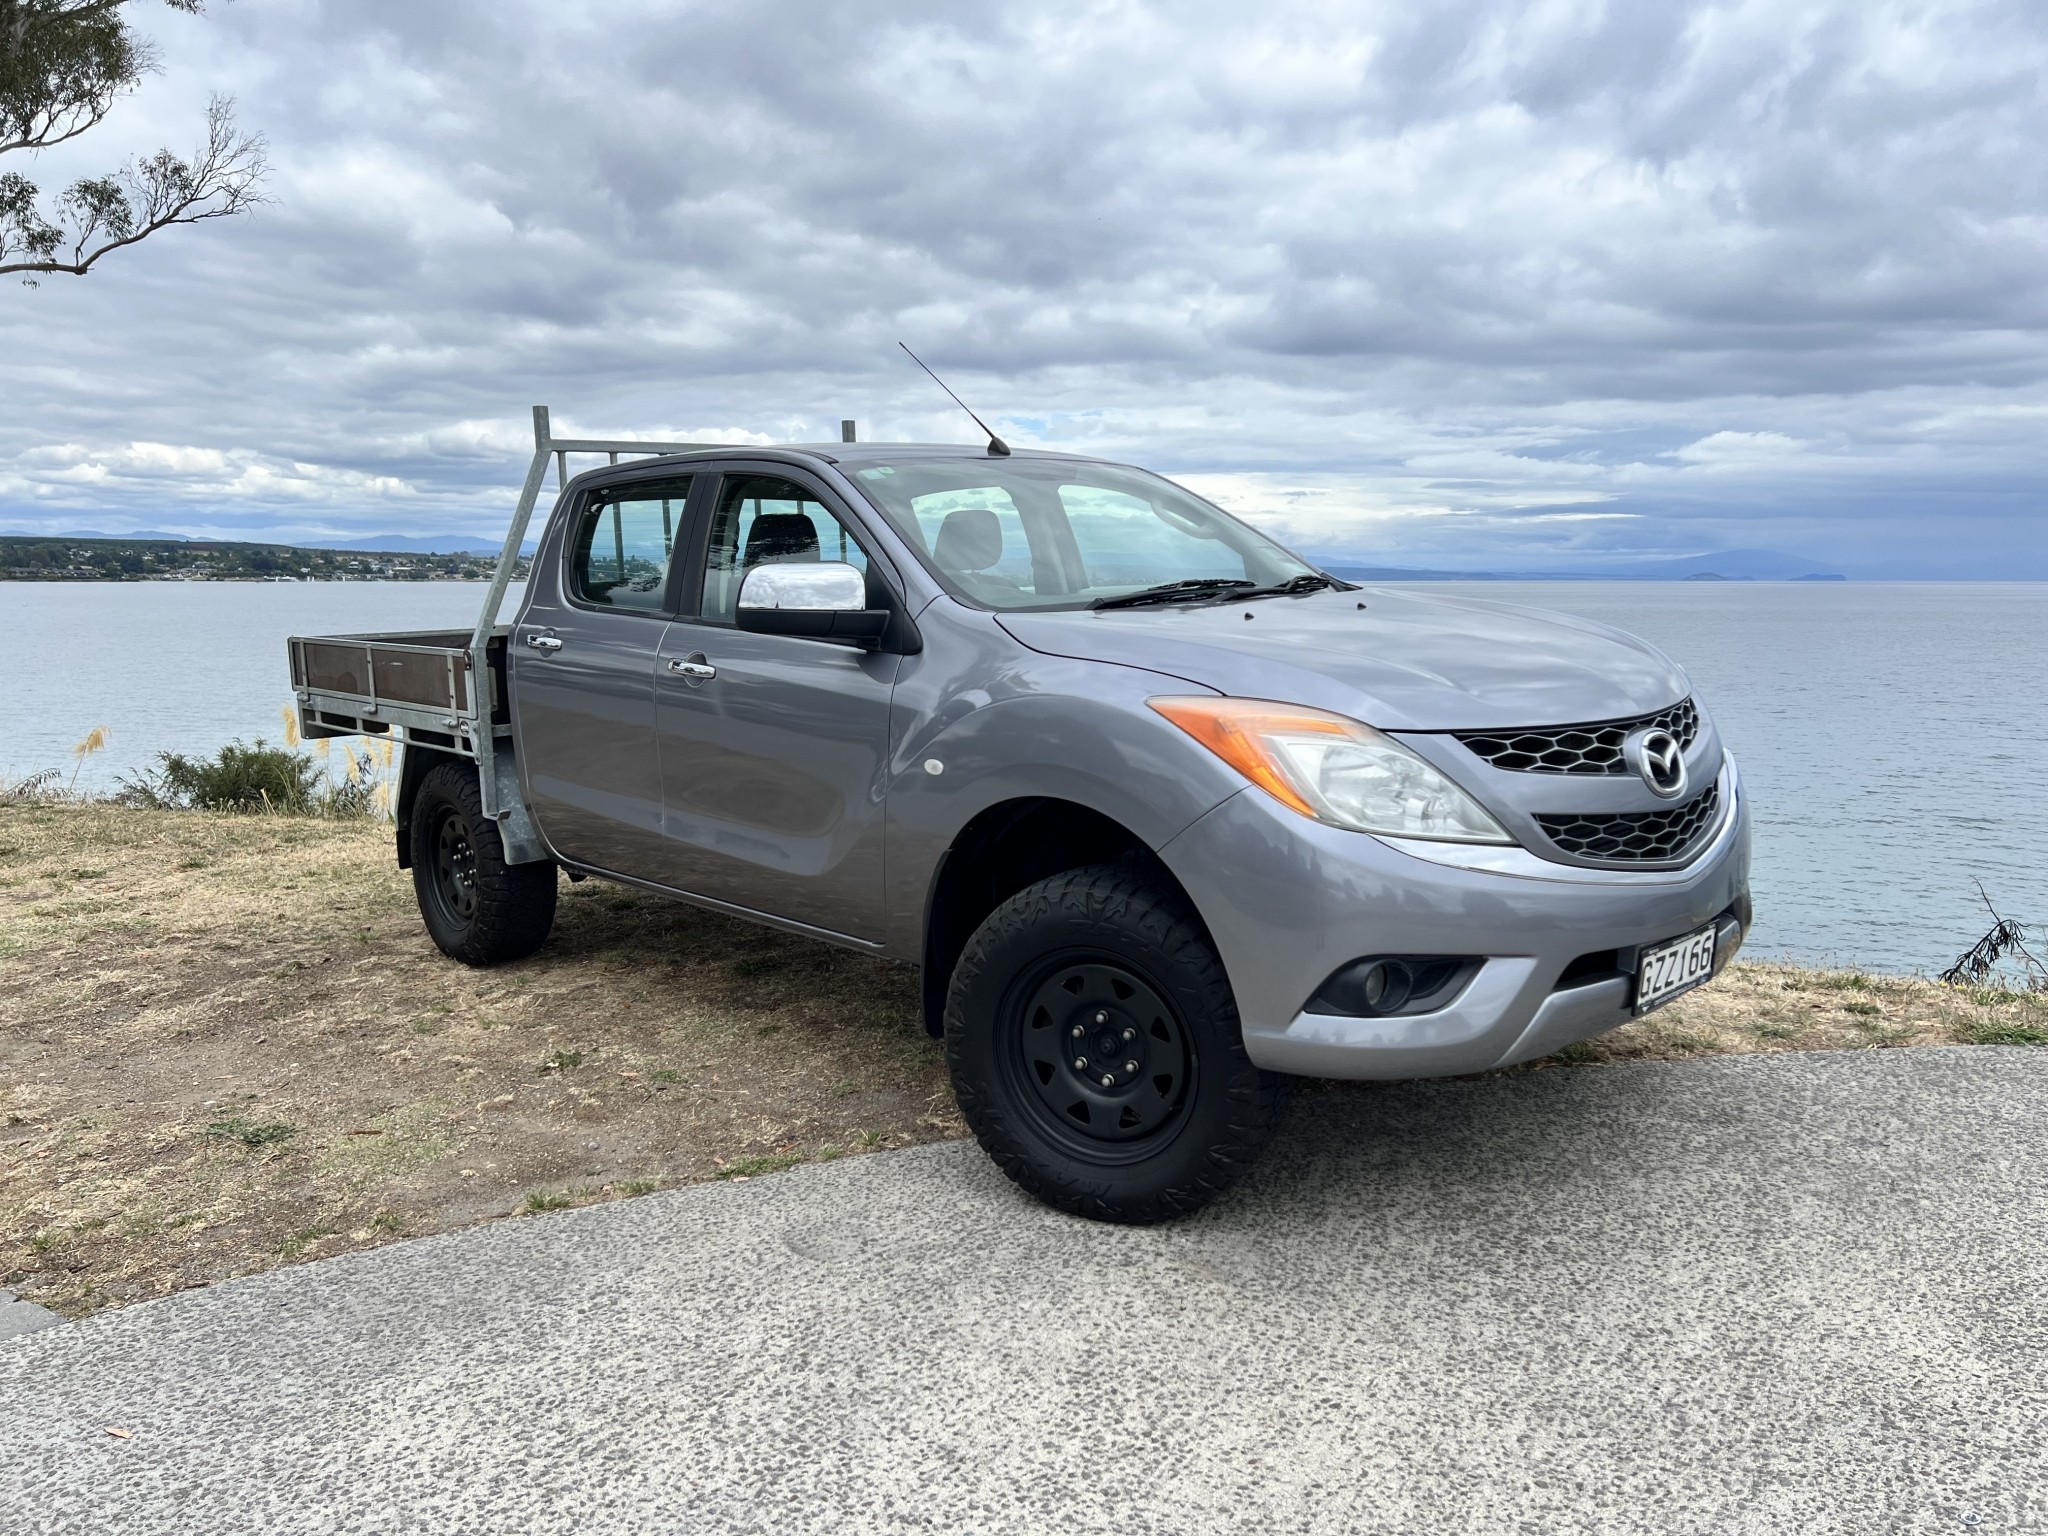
xmin=290 ymin=408 xmax=1751 ymax=1223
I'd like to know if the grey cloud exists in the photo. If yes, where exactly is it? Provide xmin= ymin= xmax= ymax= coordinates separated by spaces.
xmin=0 ymin=0 xmax=2043 ymax=572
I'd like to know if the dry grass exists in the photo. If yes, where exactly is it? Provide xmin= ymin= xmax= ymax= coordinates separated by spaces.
xmin=3 ymin=803 xmax=2041 ymax=1318
xmin=1544 ymin=961 xmax=2048 ymax=1064
xmin=1 ymin=803 xmax=952 ymax=1318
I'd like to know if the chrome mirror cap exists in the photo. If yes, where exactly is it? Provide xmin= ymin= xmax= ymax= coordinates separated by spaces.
xmin=737 ymin=562 xmax=867 ymax=613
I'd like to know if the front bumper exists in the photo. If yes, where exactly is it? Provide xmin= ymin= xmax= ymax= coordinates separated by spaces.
xmin=1157 ymin=759 xmax=1752 ymax=1080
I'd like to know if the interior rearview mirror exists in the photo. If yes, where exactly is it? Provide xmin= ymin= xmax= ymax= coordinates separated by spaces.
xmin=736 ymin=562 xmax=889 ymax=646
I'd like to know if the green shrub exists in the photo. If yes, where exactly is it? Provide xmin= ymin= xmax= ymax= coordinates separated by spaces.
xmin=118 ymin=738 xmax=376 ymax=817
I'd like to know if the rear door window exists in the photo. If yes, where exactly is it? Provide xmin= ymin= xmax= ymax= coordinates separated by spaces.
xmin=567 ymin=479 xmax=692 ymax=613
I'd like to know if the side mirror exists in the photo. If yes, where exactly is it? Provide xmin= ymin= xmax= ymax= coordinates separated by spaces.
xmin=736 ymin=562 xmax=889 ymax=646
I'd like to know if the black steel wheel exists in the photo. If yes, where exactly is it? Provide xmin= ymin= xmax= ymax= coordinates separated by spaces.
xmin=425 ymin=801 xmax=481 ymax=930
xmin=408 ymin=763 xmax=557 ymax=966
xmin=946 ymin=863 xmax=1290 ymax=1223
xmin=1007 ymin=957 xmax=1194 ymax=1156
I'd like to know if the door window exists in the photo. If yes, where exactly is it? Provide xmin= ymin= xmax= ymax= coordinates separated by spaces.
xmin=568 ymin=478 xmax=692 ymax=613
xmin=701 ymin=474 xmax=869 ymax=623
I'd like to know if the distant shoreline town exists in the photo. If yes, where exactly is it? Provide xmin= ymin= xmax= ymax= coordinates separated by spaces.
xmin=0 ymin=535 xmax=527 ymax=583
xmin=15 ymin=535 xmax=1997 ymax=584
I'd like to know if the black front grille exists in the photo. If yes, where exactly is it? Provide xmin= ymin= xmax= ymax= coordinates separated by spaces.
xmin=1536 ymin=781 xmax=1722 ymax=863
xmin=1456 ymin=698 xmax=1698 ymax=775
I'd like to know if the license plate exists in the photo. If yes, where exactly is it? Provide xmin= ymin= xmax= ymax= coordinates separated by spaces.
xmin=1635 ymin=924 xmax=1717 ymax=1015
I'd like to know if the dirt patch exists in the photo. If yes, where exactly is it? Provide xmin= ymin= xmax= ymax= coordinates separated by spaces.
xmin=1 ymin=804 xmax=952 ymax=1318
xmin=3 ymin=804 xmax=2041 ymax=1318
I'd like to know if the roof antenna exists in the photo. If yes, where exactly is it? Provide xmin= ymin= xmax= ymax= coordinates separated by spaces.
xmin=899 ymin=342 xmax=1010 ymax=456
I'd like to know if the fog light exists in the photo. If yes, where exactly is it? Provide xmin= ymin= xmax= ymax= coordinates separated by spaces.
xmin=1358 ymin=960 xmax=1411 ymax=1012
xmin=1306 ymin=955 xmax=1481 ymax=1018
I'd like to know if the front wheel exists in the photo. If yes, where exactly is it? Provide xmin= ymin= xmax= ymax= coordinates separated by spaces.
xmin=945 ymin=864 xmax=1290 ymax=1223
xmin=409 ymin=763 xmax=557 ymax=966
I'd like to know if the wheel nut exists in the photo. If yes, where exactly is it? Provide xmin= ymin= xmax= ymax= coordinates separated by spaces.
xmin=1100 ymin=1074 xmax=1115 ymax=1088
xmin=1074 ymin=1058 xmax=1087 ymax=1070
xmin=1094 ymin=1011 xmax=1108 ymax=1025
xmin=1124 ymin=1060 xmax=1138 ymax=1074
xmin=1071 ymin=1026 xmax=1083 ymax=1038
xmin=1122 ymin=1027 xmax=1135 ymax=1042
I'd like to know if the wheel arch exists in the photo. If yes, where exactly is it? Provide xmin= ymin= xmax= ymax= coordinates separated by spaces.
xmin=393 ymin=743 xmax=472 ymax=869
xmin=918 ymin=796 xmax=1205 ymax=1038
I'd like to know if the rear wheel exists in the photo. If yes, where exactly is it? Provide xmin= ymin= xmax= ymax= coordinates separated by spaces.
xmin=409 ymin=763 xmax=556 ymax=965
xmin=945 ymin=863 xmax=1289 ymax=1223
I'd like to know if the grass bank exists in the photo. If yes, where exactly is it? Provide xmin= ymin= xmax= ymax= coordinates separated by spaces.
xmin=4 ymin=804 xmax=2042 ymax=1318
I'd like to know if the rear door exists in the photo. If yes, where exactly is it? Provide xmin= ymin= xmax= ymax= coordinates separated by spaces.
xmin=512 ymin=475 xmax=695 ymax=878
xmin=651 ymin=465 xmax=901 ymax=939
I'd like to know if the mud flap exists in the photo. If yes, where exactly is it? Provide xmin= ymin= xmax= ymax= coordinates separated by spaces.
xmin=489 ymin=747 xmax=549 ymax=865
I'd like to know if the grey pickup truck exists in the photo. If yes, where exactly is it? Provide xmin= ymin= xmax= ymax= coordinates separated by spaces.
xmin=291 ymin=407 xmax=1750 ymax=1222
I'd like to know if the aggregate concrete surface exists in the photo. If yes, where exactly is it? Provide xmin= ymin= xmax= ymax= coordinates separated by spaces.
xmin=2 ymin=1047 xmax=2043 ymax=1535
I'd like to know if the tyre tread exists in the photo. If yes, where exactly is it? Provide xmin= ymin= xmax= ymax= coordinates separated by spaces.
xmin=945 ymin=863 xmax=1288 ymax=1223
xmin=410 ymin=764 xmax=556 ymax=966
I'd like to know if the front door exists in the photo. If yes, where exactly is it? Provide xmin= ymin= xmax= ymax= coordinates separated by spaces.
xmin=652 ymin=468 xmax=900 ymax=939
xmin=512 ymin=475 xmax=694 ymax=879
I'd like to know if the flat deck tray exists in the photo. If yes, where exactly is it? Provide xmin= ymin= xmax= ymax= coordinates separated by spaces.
xmin=289 ymin=629 xmax=504 ymax=717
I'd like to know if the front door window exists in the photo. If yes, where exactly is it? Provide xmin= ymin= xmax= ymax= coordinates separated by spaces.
xmin=700 ymin=474 xmax=869 ymax=622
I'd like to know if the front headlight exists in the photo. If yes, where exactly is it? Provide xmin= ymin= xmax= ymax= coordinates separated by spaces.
xmin=1150 ymin=696 xmax=1513 ymax=844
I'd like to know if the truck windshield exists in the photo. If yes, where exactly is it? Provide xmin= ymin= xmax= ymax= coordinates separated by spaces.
xmin=845 ymin=457 xmax=1322 ymax=611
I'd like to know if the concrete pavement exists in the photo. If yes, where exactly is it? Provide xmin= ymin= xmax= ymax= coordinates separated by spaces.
xmin=0 ymin=1288 xmax=63 ymax=1343
xmin=2 ymin=1047 xmax=2044 ymax=1534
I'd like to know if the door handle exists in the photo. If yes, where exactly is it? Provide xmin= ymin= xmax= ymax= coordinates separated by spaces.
xmin=667 ymin=657 xmax=716 ymax=683
xmin=525 ymin=632 xmax=562 ymax=653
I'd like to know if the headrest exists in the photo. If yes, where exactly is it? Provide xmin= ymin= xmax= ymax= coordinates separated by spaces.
xmin=934 ymin=507 xmax=1003 ymax=572
xmin=744 ymin=512 xmax=820 ymax=565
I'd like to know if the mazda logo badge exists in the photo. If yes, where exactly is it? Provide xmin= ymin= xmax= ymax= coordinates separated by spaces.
xmin=1625 ymin=727 xmax=1688 ymax=799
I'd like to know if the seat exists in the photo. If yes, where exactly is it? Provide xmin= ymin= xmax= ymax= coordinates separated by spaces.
xmin=934 ymin=507 xmax=1002 ymax=573
xmin=743 ymin=513 xmax=821 ymax=567
xmin=932 ymin=507 xmax=1026 ymax=600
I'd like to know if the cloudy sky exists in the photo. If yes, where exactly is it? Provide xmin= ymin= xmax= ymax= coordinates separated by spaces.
xmin=2 ymin=0 xmax=2044 ymax=575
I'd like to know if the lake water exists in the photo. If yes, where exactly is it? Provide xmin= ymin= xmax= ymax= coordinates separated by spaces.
xmin=1 ymin=582 xmax=522 ymax=795
xmin=2 ymin=580 xmax=2042 ymax=976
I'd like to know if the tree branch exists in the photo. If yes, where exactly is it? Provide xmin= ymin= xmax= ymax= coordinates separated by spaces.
xmin=1 ymin=2 xmax=207 ymax=157
xmin=0 ymin=91 xmax=264 ymax=279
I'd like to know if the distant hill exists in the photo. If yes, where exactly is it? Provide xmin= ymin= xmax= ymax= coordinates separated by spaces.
xmin=1316 ymin=547 xmax=1848 ymax=581
xmin=31 ymin=527 xmax=197 ymax=542
xmin=291 ymin=534 xmax=526 ymax=556
xmin=1593 ymin=548 xmax=1847 ymax=580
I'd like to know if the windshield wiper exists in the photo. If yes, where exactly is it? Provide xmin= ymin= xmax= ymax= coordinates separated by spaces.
xmin=1090 ymin=573 xmax=1349 ymax=611
xmin=1233 ymin=573 xmax=1353 ymax=600
xmin=1091 ymin=578 xmax=1255 ymax=611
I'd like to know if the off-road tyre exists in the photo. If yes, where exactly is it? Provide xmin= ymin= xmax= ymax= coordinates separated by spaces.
xmin=409 ymin=763 xmax=557 ymax=966
xmin=945 ymin=863 xmax=1290 ymax=1223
